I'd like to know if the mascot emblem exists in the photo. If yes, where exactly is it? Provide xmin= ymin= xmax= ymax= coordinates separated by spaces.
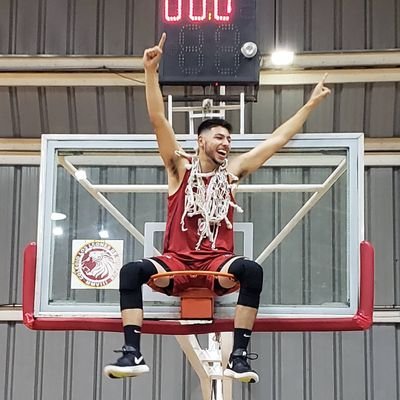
xmin=73 ymin=240 xmax=122 ymax=288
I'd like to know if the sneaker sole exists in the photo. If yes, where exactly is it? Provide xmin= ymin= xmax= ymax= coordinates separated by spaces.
xmin=103 ymin=365 xmax=150 ymax=379
xmin=223 ymin=369 xmax=259 ymax=384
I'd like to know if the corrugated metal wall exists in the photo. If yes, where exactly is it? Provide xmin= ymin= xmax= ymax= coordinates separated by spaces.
xmin=0 ymin=0 xmax=399 ymax=399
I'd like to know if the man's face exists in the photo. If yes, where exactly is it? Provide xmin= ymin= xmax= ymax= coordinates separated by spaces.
xmin=198 ymin=126 xmax=232 ymax=165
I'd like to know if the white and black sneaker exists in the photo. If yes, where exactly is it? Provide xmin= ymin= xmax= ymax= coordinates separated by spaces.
xmin=104 ymin=345 xmax=150 ymax=379
xmin=223 ymin=348 xmax=259 ymax=383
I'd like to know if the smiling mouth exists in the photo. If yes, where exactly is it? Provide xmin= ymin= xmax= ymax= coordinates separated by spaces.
xmin=217 ymin=150 xmax=227 ymax=157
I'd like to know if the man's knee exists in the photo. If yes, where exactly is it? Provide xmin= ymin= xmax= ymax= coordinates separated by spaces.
xmin=228 ymin=259 xmax=263 ymax=293
xmin=119 ymin=260 xmax=157 ymax=291
xmin=228 ymin=259 xmax=263 ymax=309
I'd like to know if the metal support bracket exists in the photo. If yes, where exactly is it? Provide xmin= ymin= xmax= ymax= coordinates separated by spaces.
xmin=175 ymin=332 xmax=233 ymax=400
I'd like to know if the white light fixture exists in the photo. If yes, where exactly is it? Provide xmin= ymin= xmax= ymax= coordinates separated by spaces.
xmin=52 ymin=226 xmax=64 ymax=236
xmin=51 ymin=212 xmax=67 ymax=221
xmin=75 ymin=169 xmax=87 ymax=181
xmin=99 ymin=229 xmax=109 ymax=239
xmin=271 ymin=50 xmax=295 ymax=66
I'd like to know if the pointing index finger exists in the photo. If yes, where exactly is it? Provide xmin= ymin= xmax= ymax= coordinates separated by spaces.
xmin=321 ymin=73 xmax=328 ymax=84
xmin=158 ymin=33 xmax=166 ymax=49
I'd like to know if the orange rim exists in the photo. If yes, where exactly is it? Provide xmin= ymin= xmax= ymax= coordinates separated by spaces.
xmin=149 ymin=270 xmax=236 ymax=282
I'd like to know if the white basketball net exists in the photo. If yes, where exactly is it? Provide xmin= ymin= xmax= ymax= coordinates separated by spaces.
xmin=177 ymin=151 xmax=243 ymax=249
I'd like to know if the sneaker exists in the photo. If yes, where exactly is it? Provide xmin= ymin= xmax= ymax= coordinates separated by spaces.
xmin=103 ymin=345 xmax=150 ymax=378
xmin=223 ymin=348 xmax=259 ymax=383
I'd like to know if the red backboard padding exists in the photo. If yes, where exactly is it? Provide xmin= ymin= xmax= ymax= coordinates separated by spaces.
xmin=23 ymin=241 xmax=374 ymax=334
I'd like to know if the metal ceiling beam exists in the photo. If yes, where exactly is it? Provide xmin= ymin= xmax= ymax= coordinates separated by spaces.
xmin=0 ymin=51 xmax=399 ymax=71
xmin=0 ymin=68 xmax=398 ymax=87
xmin=1 ymin=138 xmax=399 ymax=166
xmin=0 ymin=51 xmax=398 ymax=86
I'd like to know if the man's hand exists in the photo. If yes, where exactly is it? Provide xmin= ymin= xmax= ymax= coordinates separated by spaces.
xmin=143 ymin=33 xmax=166 ymax=72
xmin=307 ymin=73 xmax=331 ymax=107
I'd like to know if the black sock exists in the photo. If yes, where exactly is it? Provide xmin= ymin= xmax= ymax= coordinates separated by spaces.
xmin=123 ymin=325 xmax=141 ymax=351
xmin=233 ymin=328 xmax=252 ymax=352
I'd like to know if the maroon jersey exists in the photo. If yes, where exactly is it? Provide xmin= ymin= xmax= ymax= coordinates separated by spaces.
xmin=163 ymin=169 xmax=235 ymax=265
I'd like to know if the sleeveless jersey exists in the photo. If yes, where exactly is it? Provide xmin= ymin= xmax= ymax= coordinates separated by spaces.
xmin=163 ymin=169 xmax=235 ymax=264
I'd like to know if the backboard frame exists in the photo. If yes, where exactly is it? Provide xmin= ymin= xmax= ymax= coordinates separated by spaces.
xmin=23 ymin=133 xmax=373 ymax=332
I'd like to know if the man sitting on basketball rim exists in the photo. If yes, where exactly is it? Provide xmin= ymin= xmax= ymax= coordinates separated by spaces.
xmin=104 ymin=33 xmax=331 ymax=383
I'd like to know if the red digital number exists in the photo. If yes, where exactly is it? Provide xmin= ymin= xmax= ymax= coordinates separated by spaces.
xmin=164 ymin=0 xmax=233 ymax=22
xmin=165 ymin=0 xmax=182 ymax=22
xmin=189 ymin=0 xmax=206 ymax=21
xmin=214 ymin=0 xmax=232 ymax=21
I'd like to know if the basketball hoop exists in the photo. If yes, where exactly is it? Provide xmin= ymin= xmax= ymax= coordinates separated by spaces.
xmin=149 ymin=270 xmax=238 ymax=319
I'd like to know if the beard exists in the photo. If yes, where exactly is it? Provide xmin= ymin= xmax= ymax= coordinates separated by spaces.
xmin=204 ymin=143 xmax=225 ymax=166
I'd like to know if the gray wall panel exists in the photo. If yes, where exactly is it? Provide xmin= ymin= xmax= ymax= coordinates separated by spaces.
xmin=40 ymin=331 xmax=67 ymax=400
xmin=368 ymin=83 xmax=397 ymax=138
xmin=160 ymin=335 xmax=185 ymax=400
xmin=16 ymin=167 xmax=40 ymax=302
xmin=341 ymin=331 xmax=367 ymax=400
xmin=371 ymin=0 xmax=397 ymax=49
xmin=1 ymin=322 xmax=400 ymax=399
xmin=280 ymin=86 xmax=305 ymax=130
xmin=12 ymin=325 xmax=37 ymax=399
xmin=102 ymin=87 xmax=129 ymax=133
xmin=132 ymin=86 xmax=155 ymax=134
xmin=44 ymin=0 xmax=69 ymax=54
xmin=103 ymin=0 xmax=127 ymax=55
xmin=311 ymin=333 xmax=335 ymax=400
xmin=251 ymin=87 xmax=275 ymax=134
xmin=15 ymin=0 xmax=40 ymax=54
xmin=0 ymin=167 xmax=15 ymax=304
xmin=341 ymin=0 xmax=366 ymax=50
xmin=336 ymin=84 xmax=366 ymax=133
xmin=73 ymin=0 xmax=99 ymax=54
xmin=132 ymin=0 xmax=158 ymax=54
xmin=0 ymin=0 xmax=399 ymax=56
xmin=0 ymin=81 xmax=399 ymax=138
xmin=74 ymin=87 xmax=101 ymax=134
xmin=279 ymin=0 xmax=305 ymax=51
xmin=0 ymin=88 xmax=13 ymax=137
xmin=70 ymin=331 xmax=97 ymax=399
xmin=45 ymin=87 xmax=73 ymax=134
xmin=0 ymin=0 xmax=11 ymax=54
xmin=256 ymin=0 xmax=275 ymax=53
xmin=366 ymin=168 xmax=395 ymax=306
xmin=280 ymin=333 xmax=304 ymax=398
xmin=16 ymin=88 xmax=42 ymax=138
xmin=371 ymin=325 xmax=398 ymax=400
xmin=310 ymin=0 xmax=335 ymax=51
xmin=395 ymin=168 xmax=400 ymax=305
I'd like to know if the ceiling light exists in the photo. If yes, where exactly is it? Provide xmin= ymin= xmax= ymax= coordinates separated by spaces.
xmin=52 ymin=226 xmax=64 ymax=236
xmin=271 ymin=50 xmax=295 ymax=66
xmin=51 ymin=212 xmax=67 ymax=221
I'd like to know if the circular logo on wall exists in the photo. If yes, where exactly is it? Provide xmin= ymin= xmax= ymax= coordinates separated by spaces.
xmin=73 ymin=240 xmax=121 ymax=288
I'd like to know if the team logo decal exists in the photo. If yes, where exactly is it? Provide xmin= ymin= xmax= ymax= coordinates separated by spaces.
xmin=71 ymin=240 xmax=123 ymax=289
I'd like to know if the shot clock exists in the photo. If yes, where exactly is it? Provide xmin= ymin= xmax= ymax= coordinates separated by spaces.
xmin=158 ymin=0 xmax=259 ymax=86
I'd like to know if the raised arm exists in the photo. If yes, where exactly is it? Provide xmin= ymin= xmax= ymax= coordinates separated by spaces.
xmin=229 ymin=74 xmax=331 ymax=179
xmin=143 ymin=33 xmax=184 ymax=178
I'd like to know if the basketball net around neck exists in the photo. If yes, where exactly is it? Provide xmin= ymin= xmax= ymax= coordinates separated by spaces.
xmin=176 ymin=150 xmax=243 ymax=250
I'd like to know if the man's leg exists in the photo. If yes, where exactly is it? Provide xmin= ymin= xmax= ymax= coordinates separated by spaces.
xmin=104 ymin=259 xmax=169 ymax=379
xmin=218 ymin=258 xmax=263 ymax=383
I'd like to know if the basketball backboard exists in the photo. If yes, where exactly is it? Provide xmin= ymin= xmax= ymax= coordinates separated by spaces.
xmin=23 ymin=133 xmax=372 ymax=333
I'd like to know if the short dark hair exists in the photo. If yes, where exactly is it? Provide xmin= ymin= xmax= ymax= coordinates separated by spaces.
xmin=197 ymin=118 xmax=232 ymax=135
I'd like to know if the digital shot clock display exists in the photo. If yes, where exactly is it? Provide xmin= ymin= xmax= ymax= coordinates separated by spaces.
xmin=158 ymin=0 xmax=259 ymax=86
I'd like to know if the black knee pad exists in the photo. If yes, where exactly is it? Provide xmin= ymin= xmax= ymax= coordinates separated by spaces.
xmin=228 ymin=258 xmax=263 ymax=309
xmin=119 ymin=259 xmax=157 ymax=310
